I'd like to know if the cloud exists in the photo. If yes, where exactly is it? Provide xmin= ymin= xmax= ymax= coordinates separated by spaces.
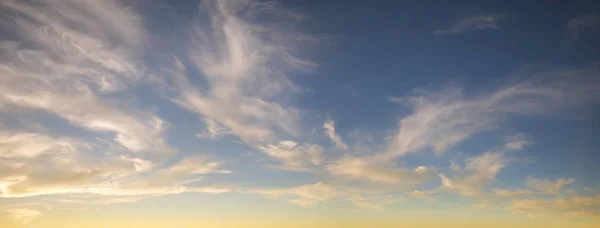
xmin=328 ymin=156 xmax=433 ymax=184
xmin=439 ymin=152 xmax=509 ymax=197
xmin=0 ymin=131 xmax=125 ymax=198
xmin=406 ymin=190 xmax=437 ymax=201
xmin=0 ymin=134 xmax=229 ymax=198
xmin=79 ymin=155 xmax=231 ymax=197
xmin=472 ymin=203 xmax=492 ymax=209
xmin=1 ymin=91 xmax=168 ymax=153
xmin=0 ymin=0 xmax=243 ymax=209
xmin=525 ymin=177 xmax=575 ymax=195
xmin=476 ymin=175 xmax=596 ymax=219
xmin=250 ymin=182 xmax=338 ymax=206
xmin=52 ymin=196 xmax=149 ymax=205
xmin=50 ymin=186 xmax=234 ymax=205
xmin=0 ymin=0 xmax=169 ymax=153
xmin=324 ymin=63 xmax=599 ymax=205
xmin=433 ymin=14 xmax=506 ymax=35
xmin=493 ymin=189 xmax=536 ymax=197
xmin=323 ymin=120 xmax=348 ymax=150
xmin=169 ymin=0 xmax=314 ymax=145
xmin=259 ymin=141 xmax=323 ymax=172
xmin=0 ymin=132 xmax=81 ymax=158
xmin=2 ymin=208 xmax=41 ymax=225
xmin=349 ymin=199 xmax=383 ymax=210
xmin=567 ymin=13 xmax=600 ymax=41
xmin=503 ymin=133 xmax=531 ymax=151
xmin=195 ymin=119 xmax=234 ymax=140
xmin=386 ymin=64 xmax=600 ymax=158
xmin=250 ymin=181 xmax=410 ymax=209
xmin=507 ymin=194 xmax=600 ymax=219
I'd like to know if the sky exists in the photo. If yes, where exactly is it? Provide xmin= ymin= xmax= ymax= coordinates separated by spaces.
xmin=0 ymin=0 xmax=600 ymax=227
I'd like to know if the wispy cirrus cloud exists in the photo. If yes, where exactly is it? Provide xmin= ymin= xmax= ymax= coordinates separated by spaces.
xmin=168 ymin=0 xmax=315 ymax=145
xmin=524 ymin=177 xmax=575 ymax=195
xmin=387 ymin=64 xmax=600 ymax=158
xmin=493 ymin=188 xmax=536 ymax=197
xmin=259 ymin=140 xmax=323 ymax=172
xmin=438 ymin=134 xmax=531 ymax=197
xmin=434 ymin=14 xmax=506 ymax=35
xmin=0 ymin=132 xmax=228 ymax=198
xmin=439 ymin=151 xmax=510 ymax=197
xmin=507 ymin=193 xmax=600 ymax=219
xmin=323 ymin=120 xmax=348 ymax=150
xmin=312 ymin=64 xmax=600 ymax=214
xmin=0 ymin=0 xmax=168 ymax=153
xmin=328 ymin=156 xmax=433 ymax=184
xmin=0 ymin=0 xmax=232 ymax=205
xmin=249 ymin=182 xmax=338 ymax=206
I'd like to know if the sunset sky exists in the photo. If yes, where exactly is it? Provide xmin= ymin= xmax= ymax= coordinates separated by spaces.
xmin=1 ymin=0 xmax=600 ymax=227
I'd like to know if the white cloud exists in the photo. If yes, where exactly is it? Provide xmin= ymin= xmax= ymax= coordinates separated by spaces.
xmin=0 ymin=133 xmax=229 ymax=198
xmin=0 ymin=132 xmax=80 ymax=158
xmin=507 ymin=194 xmax=600 ymax=219
xmin=250 ymin=182 xmax=338 ymax=206
xmin=195 ymin=119 xmax=234 ymax=140
xmin=349 ymin=199 xmax=383 ymax=210
xmin=323 ymin=120 xmax=348 ymax=150
xmin=1 ymin=91 xmax=168 ymax=153
xmin=439 ymin=152 xmax=509 ymax=197
xmin=169 ymin=0 xmax=314 ymax=145
xmin=328 ymin=156 xmax=433 ymax=184
xmin=433 ymin=14 xmax=506 ymax=35
xmin=0 ymin=0 xmax=169 ymax=153
xmin=493 ymin=188 xmax=536 ymax=197
xmin=251 ymin=181 xmax=409 ymax=209
xmin=260 ymin=141 xmax=323 ymax=172
xmin=525 ymin=177 xmax=575 ymax=195
xmin=406 ymin=190 xmax=437 ymax=201
xmin=503 ymin=133 xmax=531 ymax=151
xmin=325 ymin=63 xmax=599 ymax=206
xmin=386 ymin=64 xmax=600 ymax=158
xmin=0 ymin=0 xmax=238 ymax=207
xmin=85 ymin=155 xmax=231 ymax=196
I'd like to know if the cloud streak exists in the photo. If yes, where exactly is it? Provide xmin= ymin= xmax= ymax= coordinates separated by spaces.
xmin=323 ymin=120 xmax=349 ymax=150
xmin=0 ymin=0 xmax=231 ymax=205
xmin=169 ymin=0 xmax=314 ymax=145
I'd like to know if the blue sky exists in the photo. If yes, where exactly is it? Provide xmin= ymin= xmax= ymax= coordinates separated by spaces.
xmin=0 ymin=0 xmax=599 ymax=227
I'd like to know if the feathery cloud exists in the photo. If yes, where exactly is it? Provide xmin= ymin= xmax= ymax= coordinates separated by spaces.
xmin=525 ymin=177 xmax=575 ymax=195
xmin=260 ymin=140 xmax=323 ymax=172
xmin=0 ymin=0 xmax=168 ymax=153
xmin=328 ymin=156 xmax=433 ymax=184
xmin=386 ymin=64 xmax=600 ymax=158
xmin=439 ymin=152 xmax=509 ymax=197
xmin=507 ymin=194 xmax=600 ymax=219
xmin=169 ymin=0 xmax=314 ymax=145
xmin=250 ymin=182 xmax=338 ymax=206
xmin=323 ymin=120 xmax=349 ymax=150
